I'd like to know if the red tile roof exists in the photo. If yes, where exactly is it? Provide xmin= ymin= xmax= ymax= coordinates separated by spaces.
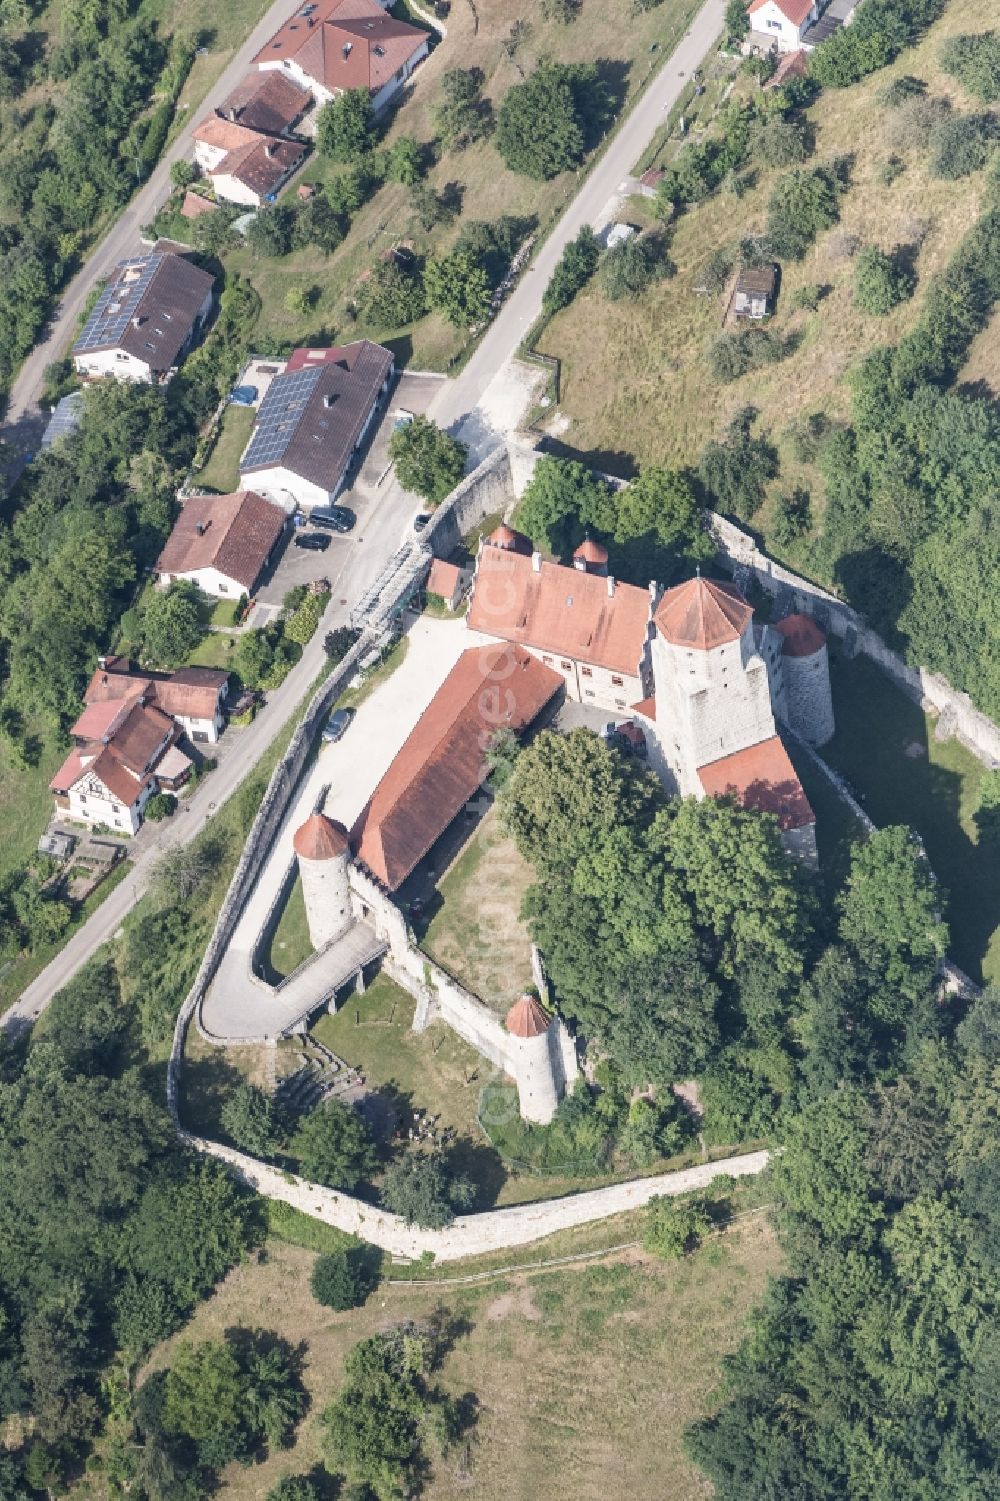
xmin=211 ymin=134 xmax=305 ymax=197
xmin=194 ymin=116 xmax=261 ymax=153
xmin=294 ymin=812 xmax=350 ymax=859
xmin=426 ymin=558 xmax=462 ymax=600
xmin=253 ymin=0 xmax=427 ymax=98
xmin=468 ymin=547 xmax=652 ymax=676
xmin=180 ymin=191 xmax=218 ymax=220
xmin=486 ymin=523 xmax=531 ymax=554
xmin=352 ymin=645 xmax=561 ymax=891
xmin=102 ymin=700 xmax=175 ymax=773
xmin=748 ymin=0 xmax=814 ymax=24
xmin=766 ymin=48 xmax=809 ymax=87
xmin=506 ymin=993 xmax=551 ymax=1038
xmin=217 ymin=70 xmax=309 ymax=134
xmin=152 ymin=669 xmax=228 ymax=721
xmin=654 ymin=576 xmax=753 ymax=651
xmin=50 ymin=748 xmax=87 ymax=794
xmin=697 ymin=735 xmax=814 ymax=831
xmin=71 ymin=699 xmax=132 ymax=741
xmin=632 ymin=695 xmax=656 ymax=719
xmin=573 ymin=536 xmax=609 ymax=566
xmin=84 ymin=664 xmax=152 ymax=704
xmin=774 ymin=613 xmax=827 ymax=658
xmin=155 ymin=490 xmax=286 ymax=592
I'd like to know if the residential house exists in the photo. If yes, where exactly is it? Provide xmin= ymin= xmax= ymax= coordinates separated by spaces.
xmin=734 ymin=264 xmax=778 ymax=319
xmin=155 ymin=490 xmax=287 ymax=597
xmin=351 ymin=645 xmax=562 ymax=890
xmin=84 ymin=656 xmax=230 ymax=743
xmin=253 ymin=0 xmax=429 ymax=113
xmin=216 ymin=70 xmax=310 ymax=135
xmin=50 ymin=696 xmax=184 ymax=835
xmin=193 ymin=117 xmax=306 ymax=206
xmin=72 ymin=252 xmax=215 ymax=384
xmin=746 ymin=0 xmax=821 ymax=53
xmin=239 ymin=341 xmax=393 ymax=512
xmin=466 ymin=526 xmax=657 ymax=713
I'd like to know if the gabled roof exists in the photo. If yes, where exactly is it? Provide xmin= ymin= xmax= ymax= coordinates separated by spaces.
xmin=352 ymin=645 xmax=561 ymax=891
xmin=71 ymin=698 xmax=133 ymax=742
xmin=217 ymin=70 xmax=309 ymax=134
xmin=654 ymin=576 xmax=753 ymax=651
xmin=152 ymin=669 xmax=228 ymax=721
xmin=155 ymin=490 xmax=286 ymax=591
xmin=180 ymin=191 xmax=218 ymax=220
xmin=73 ymin=253 xmax=215 ymax=372
xmin=426 ymin=558 xmax=463 ymax=599
xmin=211 ymin=134 xmax=305 ymax=196
xmin=766 ymin=48 xmax=809 ymax=87
xmin=294 ymin=812 xmax=350 ymax=859
xmin=467 ymin=547 xmax=652 ymax=677
xmin=774 ymin=613 xmax=827 ymax=658
xmin=748 ymin=0 xmax=814 ymax=25
xmin=240 ymin=340 xmax=393 ymax=490
xmin=253 ymin=0 xmax=427 ymax=97
xmin=52 ymin=701 xmax=175 ymax=806
xmin=506 ymin=993 xmax=551 ymax=1038
xmin=697 ymin=735 xmax=814 ymax=831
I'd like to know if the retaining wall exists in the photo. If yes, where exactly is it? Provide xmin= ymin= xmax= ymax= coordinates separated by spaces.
xmin=421 ymin=444 xmax=514 ymax=559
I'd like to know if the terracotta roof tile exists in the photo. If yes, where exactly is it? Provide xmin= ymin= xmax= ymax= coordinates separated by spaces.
xmin=155 ymin=490 xmax=286 ymax=592
xmin=181 ymin=191 xmax=218 ymax=220
xmin=766 ymin=48 xmax=809 ymax=87
xmin=468 ymin=547 xmax=652 ymax=676
xmin=654 ymin=576 xmax=753 ymax=650
xmin=774 ymin=613 xmax=827 ymax=658
xmin=253 ymin=0 xmax=427 ymax=97
xmin=211 ymin=134 xmax=305 ymax=196
xmin=194 ymin=116 xmax=262 ymax=153
xmin=486 ymin=523 xmax=531 ymax=553
xmin=152 ymin=669 xmax=228 ymax=721
xmin=697 ymin=735 xmax=814 ymax=831
xmin=426 ymin=558 xmax=462 ymax=599
xmin=294 ymin=812 xmax=349 ymax=859
xmin=748 ymin=0 xmax=814 ymax=24
xmin=573 ymin=536 xmax=609 ymax=565
xmin=506 ymin=993 xmax=551 ymax=1038
xmin=217 ymin=70 xmax=309 ymax=134
xmin=352 ymin=645 xmax=561 ymax=891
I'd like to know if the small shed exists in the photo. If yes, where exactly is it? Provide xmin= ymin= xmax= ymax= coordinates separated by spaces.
xmin=425 ymin=558 xmax=467 ymax=611
xmin=734 ymin=264 xmax=778 ymax=319
xmin=38 ymin=830 xmax=75 ymax=860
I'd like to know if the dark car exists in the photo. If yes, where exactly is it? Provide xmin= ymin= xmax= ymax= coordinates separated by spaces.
xmin=321 ymin=707 xmax=355 ymax=744
xmin=413 ymin=513 xmax=431 ymax=534
xmin=310 ymin=505 xmax=356 ymax=533
xmin=294 ymin=532 xmax=331 ymax=551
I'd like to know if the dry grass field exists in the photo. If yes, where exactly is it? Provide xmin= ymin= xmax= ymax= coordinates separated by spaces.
xmin=122 ymin=1214 xmax=781 ymax=1501
xmin=224 ymin=0 xmax=701 ymax=367
xmin=543 ymin=0 xmax=993 ymax=517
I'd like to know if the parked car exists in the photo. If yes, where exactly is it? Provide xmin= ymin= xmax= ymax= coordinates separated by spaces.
xmin=413 ymin=512 xmax=431 ymax=534
xmin=294 ymin=532 xmax=331 ymax=551
xmin=310 ymin=505 xmax=356 ymax=533
xmin=321 ymin=707 xmax=355 ymax=743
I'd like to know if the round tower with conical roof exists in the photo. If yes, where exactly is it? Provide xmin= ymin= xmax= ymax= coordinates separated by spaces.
xmin=293 ymin=812 xmax=353 ymax=951
xmin=505 ymin=992 xmax=559 ymax=1124
xmin=573 ymin=535 xmax=609 ymax=576
xmin=773 ymin=614 xmax=835 ymax=746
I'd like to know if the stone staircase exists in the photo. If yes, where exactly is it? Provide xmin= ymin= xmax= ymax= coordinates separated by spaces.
xmin=276 ymin=1034 xmax=359 ymax=1116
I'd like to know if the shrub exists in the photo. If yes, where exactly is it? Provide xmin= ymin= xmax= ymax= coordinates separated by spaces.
xmin=929 ymin=113 xmax=1000 ymax=179
xmin=359 ymin=258 xmax=426 ymax=328
xmin=810 ymin=0 xmax=946 ymax=90
xmin=285 ymin=593 xmax=325 ymax=645
xmin=144 ymin=792 xmax=176 ymax=822
xmin=709 ymin=328 xmax=791 ymax=383
xmin=324 ymin=626 xmax=360 ymax=663
xmin=853 ymin=245 xmax=916 ymax=314
xmin=791 ymin=283 xmax=822 ymax=312
xmin=766 ymin=165 xmax=842 ymax=259
xmin=542 ymin=225 xmax=600 ymax=315
xmin=771 ymin=487 xmax=812 ymax=548
xmin=699 ymin=247 xmax=735 ymax=296
xmin=599 ymin=234 xmax=667 ymax=301
xmin=940 ymin=31 xmax=1000 ymax=103
xmin=753 ymin=118 xmax=812 ymax=168
xmin=310 ymin=1247 xmax=380 ymax=1310
xmin=642 ymin=1195 xmax=712 ymax=1258
xmin=698 ymin=407 xmax=780 ymax=520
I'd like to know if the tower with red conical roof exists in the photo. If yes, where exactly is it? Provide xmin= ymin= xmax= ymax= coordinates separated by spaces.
xmin=504 ymin=992 xmax=559 ymax=1123
xmin=293 ymin=811 xmax=353 ymax=950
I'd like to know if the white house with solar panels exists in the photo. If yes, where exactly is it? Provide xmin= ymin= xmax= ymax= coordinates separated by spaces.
xmin=238 ymin=341 xmax=394 ymax=512
xmin=72 ymin=252 xmax=215 ymax=385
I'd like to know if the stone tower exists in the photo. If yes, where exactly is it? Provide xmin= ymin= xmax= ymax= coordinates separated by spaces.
xmin=505 ymin=992 xmax=559 ymax=1124
xmin=773 ymin=614 xmax=835 ymax=746
xmin=293 ymin=812 xmax=354 ymax=951
xmin=651 ymin=576 xmax=776 ymax=792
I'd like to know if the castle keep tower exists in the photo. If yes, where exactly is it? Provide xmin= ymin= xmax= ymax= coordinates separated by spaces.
xmin=652 ymin=576 xmax=776 ymax=793
xmin=293 ymin=812 xmax=353 ymax=951
xmin=505 ymin=992 xmax=560 ymax=1125
xmin=773 ymin=614 xmax=835 ymax=747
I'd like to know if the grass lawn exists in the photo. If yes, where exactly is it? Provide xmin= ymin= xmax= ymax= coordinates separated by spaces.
xmin=209 ymin=598 xmax=242 ymax=628
xmin=822 ymin=654 xmax=1000 ymax=986
xmin=186 ymin=630 xmax=238 ymax=670
xmin=196 ymin=405 xmax=255 ymax=494
xmin=0 ymin=730 xmax=65 ymax=885
xmin=541 ymin=0 xmax=990 ymax=524
xmin=127 ymin=1213 xmax=780 ymax=1501
xmin=422 ymin=808 xmax=535 ymax=1014
xmin=261 ymin=874 xmax=314 ymax=984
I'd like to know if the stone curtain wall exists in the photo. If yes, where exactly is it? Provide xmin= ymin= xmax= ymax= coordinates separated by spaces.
xmin=421 ymin=444 xmax=513 ymax=558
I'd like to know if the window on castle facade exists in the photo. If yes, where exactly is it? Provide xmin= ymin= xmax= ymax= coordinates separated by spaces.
xmin=612 ymin=675 xmax=623 ymax=686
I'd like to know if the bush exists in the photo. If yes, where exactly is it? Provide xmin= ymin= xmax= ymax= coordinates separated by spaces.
xmin=495 ymin=60 xmax=608 ymax=180
xmin=380 ymin=1149 xmax=474 ymax=1228
xmin=940 ymin=31 xmax=1000 ymax=103
xmin=698 ymin=407 xmax=780 ymax=521
xmin=753 ymin=118 xmax=812 ymax=168
xmin=766 ymin=165 xmax=842 ymax=259
xmin=642 ymin=1195 xmax=712 ymax=1258
xmin=698 ymin=248 xmax=735 ymax=296
xmin=810 ymin=0 xmax=946 ymax=89
xmin=709 ymin=328 xmax=791 ymax=383
xmin=285 ymin=592 xmax=327 ymax=646
xmin=853 ymin=245 xmax=916 ymax=314
xmin=144 ymin=792 xmax=176 ymax=822
xmin=316 ymin=87 xmax=377 ymax=161
xmin=324 ymin=626 xmax=360 ymax=663
xmin=599 ymin=234 xmax=667 ymax=301
xmin=791 ymin=283 xmax=822 ymax=312
xmin=929 ymin=113 xmax=1000 ymax=179
xmin=771 ymin=487 xmax=812 ymax=548
xmin=359 ymin=258 xmax=426 ymax=327
xmin=310 ymin=1247 xmax=380 ymax=1310
xmin=542 ymin=225 xmax=600 ymax=315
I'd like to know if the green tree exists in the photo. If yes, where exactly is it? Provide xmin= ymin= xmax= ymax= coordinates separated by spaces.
xmin=423 ymin=246 xmax=491 ymax=327
xmin=697 ymin=407 xmax=780 ymax=520
xmin=144 ymin=791 xmax=176 ymax=821
xmin=380 ymin=1150 xmax=474 ymax=1228
xmin=162 ymin=1339 xmax=244 ymax=1455
xmin=854 ymin=245 xmax=916 ymax=314
xmin=310 ymin=1247 xmax=380 ymax=1310
xmin=643 ymin=1194 xmax=712 ymax=1258
xmin=614 ymin=466 xmax=710 ymax=556
xmin=542 ymin=225 xmax=599 ymax=315
xmin=495 ymin=60 xmax=600 ymax=180
xmin=170 ymin=158 xmax=197 ymax=189
xmin=725 ymin=0 xmax=750 ymax=44
xmin=221 ymin=1082 xmax=286 ymax=1158
xmin=359 ymin=259 xmax=427 ymax=328
xmin=246 ymin=204 xmax=296 ymax=257
xmin=140 ymin=582 xmax=204 ymax=667
xmin=316 ymin=88 xmax=377 ymax=161
xmin=388 ymin=415 xmax=467 ymax=502
xmin=598 ymin=234 xmax=664 ymax=301
xmin=940 ymin=30 xmax=1000 ymax=102
xmin=766 ymin=165 xmax=842 ymax=259
xmin=386 ymin=134 xmax=424 ymax=184
xmin=433 ymin=66 xmax=489 ymax=150
xmin=267 ymin=1478 xmax=321 ymax=1501
xmin=515 ymin=454 xmax=615 ymax=555
xmin=292 ymin=1100 xmax=377 ymax=1191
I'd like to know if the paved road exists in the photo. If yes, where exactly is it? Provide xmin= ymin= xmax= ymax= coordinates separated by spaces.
xmin=3 ymin=0 xmax=727 ymax=1028
xmin=0 ymin=0 xmax=310 ymax=469
xmin=429 ymin=0 xmax=728 ymax=448
xmin=192 ymin=1136 xmax=770 ymax=1261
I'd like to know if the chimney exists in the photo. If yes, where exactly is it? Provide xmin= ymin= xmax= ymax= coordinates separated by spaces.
xmin=323 ymin=393 xmax=335 ymax=408
xmin=342 ymin=40 xmax=352 ymax=55
xmin=531 ymin=551 xmax=542 ymax=573
xmin=98 ymin=656 xmax=107 ymax=670
xmin=573 ymin=554 xmax=587 ymax=573
xmin=607 ymin=575 xmax=616 ymax=597
xmin=265 ymin=142 xmax=275 ymax=158
xmin=196 ymin=520 xmax=209 ymax=535
xmin=228 ymin=106 xmax=237 ymax=121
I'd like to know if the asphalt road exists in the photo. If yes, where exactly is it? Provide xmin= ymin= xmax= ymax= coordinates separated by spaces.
xmin=3 ymin=0 xmax=727 ymax=1029
xmin=0 ymin=0 xmax=311 ymax=468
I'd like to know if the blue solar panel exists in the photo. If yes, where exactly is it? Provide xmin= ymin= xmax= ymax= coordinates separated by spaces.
xmin=74 ymin=255 xmax=164 ymax=353
xmin=240 ymin=365 xmax=322 ymax=469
